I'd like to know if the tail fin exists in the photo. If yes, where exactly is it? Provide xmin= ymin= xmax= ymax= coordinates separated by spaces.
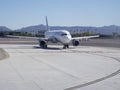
xmin=46 ymin=16 xmax=49 ymax=31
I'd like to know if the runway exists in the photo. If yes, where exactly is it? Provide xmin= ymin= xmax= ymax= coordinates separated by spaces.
xmin=1 ymin=38 xmax=120 ymax=48
xmin=0 ymin=44 xmax=120 ymax=90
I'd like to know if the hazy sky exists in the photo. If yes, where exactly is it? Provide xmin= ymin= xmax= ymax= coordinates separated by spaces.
xmin=0 ymin=0 xmax=120 ymax=29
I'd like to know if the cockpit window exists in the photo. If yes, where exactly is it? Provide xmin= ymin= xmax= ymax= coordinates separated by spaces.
xmin=61 ymin=33 xmax=67 ymax=36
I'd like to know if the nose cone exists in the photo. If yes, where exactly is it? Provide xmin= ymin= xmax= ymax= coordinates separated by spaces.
xmin=63 ymin=35 xmax=72 ymax=44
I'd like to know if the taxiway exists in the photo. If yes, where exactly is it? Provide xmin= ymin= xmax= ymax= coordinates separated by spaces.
xmin=0 ymin=44 xmax=120 ymax=90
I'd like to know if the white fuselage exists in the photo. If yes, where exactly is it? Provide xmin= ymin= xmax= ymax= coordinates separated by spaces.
xmin=45 ymin=30 xmax=72 ymax=44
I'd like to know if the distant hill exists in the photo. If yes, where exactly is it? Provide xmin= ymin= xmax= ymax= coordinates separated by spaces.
xmin=15 ymin=25 xmax=120 ymax=35
xmin=96 ymin=25 xmax=120 ymax=35
xmin=0 ymin=25 xmax=120 ymax=35
xmin=0 ymin=26 xmax=12 ymax=31
xmin=16 ymin=24 xmax=46 ymax=33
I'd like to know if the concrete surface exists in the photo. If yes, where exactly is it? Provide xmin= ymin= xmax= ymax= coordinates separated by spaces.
xmin=1 ymin=38 xmax=120 ymax=48
xmin=0 ymin=44 xmax=120 ymax=90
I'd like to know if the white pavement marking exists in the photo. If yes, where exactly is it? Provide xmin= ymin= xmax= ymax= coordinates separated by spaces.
xmin=0 ymin=44 xmax=120 ymax=90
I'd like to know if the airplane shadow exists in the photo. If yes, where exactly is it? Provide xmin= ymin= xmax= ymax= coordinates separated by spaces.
xmin=33 ymin=45 xmax=80 ymax=50
xmin=33 ymin=46 xmax=63 ymax=50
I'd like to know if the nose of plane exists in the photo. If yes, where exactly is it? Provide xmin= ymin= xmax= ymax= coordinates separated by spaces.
xmin=63 ymin=35 xmax=72 ymax=43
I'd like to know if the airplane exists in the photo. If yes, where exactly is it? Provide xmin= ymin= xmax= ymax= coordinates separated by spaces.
xmin=7 ymin=16 xmax=99 ymax=49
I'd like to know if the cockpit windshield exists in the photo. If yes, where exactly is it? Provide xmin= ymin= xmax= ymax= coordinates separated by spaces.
xmin=61 ymin=33 xmax=67 ymax=36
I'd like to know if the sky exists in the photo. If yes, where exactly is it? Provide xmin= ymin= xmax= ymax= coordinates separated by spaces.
xmin=0 ymin=0 xmax=120 ymax=30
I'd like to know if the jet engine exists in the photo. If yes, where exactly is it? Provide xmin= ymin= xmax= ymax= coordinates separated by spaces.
xmin=39 ymin=40 xmax=47 ymax=48
xmin=72 ymin=40 xmax=79 ymax=46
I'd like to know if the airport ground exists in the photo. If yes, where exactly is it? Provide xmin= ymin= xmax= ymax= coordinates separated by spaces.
xmin=0 ymin=37 xmax=120 ymax=48
xmin=0 ymin=38 xmax=120 ymax=90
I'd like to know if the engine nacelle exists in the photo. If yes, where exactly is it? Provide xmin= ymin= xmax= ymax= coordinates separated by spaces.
xmin=72 ymin=40 xmax=80 ymax=46
xmin=39 ymin=40 xmax=47 ymax=48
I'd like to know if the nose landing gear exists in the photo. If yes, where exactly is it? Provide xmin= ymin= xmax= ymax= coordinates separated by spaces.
xmin=63 ymin=44 xmax=69 ymax=49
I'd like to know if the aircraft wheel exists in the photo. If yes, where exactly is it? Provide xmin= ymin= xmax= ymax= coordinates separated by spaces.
xmin=40 ymin=41 xmax=47 ymax=49
xmin=63 ymin=44 xmax=69 ymax=49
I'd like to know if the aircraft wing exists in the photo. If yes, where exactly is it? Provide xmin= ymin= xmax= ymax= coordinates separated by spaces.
xmin=71 ymin=35 xmax=99 ymax=40
xmin=6 ymin=35 xmax=48 ymax=40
